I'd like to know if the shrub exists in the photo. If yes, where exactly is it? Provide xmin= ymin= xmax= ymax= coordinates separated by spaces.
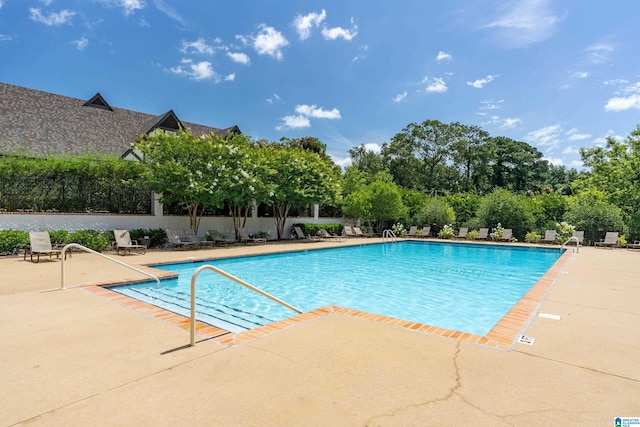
xmin=418 ymin=198 xmax=456 ymax=230
xmin=525 ymin=231 xmax=541 ymax=243
xmin=68 ymin=229 xmax=111 ymax=251
xmin=554 ymin=221 xmax=575 ymax=244
xmin=293 ymin=223 xmax=343 ymax=237
xmin=391 ymin=222 xmax=406 ymax=236
xmin=49 ymin=230 xmax=71 ymax=246
xmin=475 ymin=189 xmax=535 ymax=241
xmin=563 ymin=189 xmax=625 ymax=245
xmin=438 ymin=224 xmax=455 ymax=239
xmin=444 ymin=193 xmax=481 ymax=226
xmin=0 ymin=229 xmax=29 ymax=255
xmin=129 ymin=228 xmax=167 ymax=248
xmin=467 ymin=229 xmax=480 ymax=240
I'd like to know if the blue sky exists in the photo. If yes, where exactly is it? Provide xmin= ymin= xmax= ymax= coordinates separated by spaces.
xmin=1 ymin=1 xmax=640 ymax=169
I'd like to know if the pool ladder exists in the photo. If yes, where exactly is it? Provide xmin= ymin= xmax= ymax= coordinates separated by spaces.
xmin=189 ymin=265 xmax=302 ymax=346
xmin=560 ymin=236 xmax=581 ymax=253
xmin=382 ymin=229 xmax=397 ymax=242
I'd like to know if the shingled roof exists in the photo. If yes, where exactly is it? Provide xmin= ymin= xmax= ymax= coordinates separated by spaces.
xmin=0 ymin=82 xmax=240 ymax=158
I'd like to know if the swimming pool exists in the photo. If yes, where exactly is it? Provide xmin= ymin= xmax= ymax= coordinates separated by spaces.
xmin=111 ymin=241 xmax=563 ymax=336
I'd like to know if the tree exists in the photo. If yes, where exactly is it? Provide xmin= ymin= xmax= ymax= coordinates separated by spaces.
xmin=136 ymin=129 xmax=228 ymax=233
xmin=486 ymin=137 xmax=548 ymax=193
xmin=563 ymin=189 xmax=626 ymax=245
xmin=417 ymin=198 xmax=456 ymax=230
xmin=450 ymin=124 xmax=491 ymax=193
xmin=366 ymin=180 xmax=406 ymax=233
xmin=265 ymin=144 xmax=341 ymax=239
xmin=475 ymin=188 xmax=535 ymax=240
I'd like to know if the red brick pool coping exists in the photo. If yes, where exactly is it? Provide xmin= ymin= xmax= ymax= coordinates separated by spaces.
xmin=84 ymin=248 xmax=573 ymax=350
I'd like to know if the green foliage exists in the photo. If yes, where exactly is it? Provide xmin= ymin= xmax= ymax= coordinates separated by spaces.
xmin=293 ymin=223 xmax=343 ymax=237
xmin=401 ymin=188 xmax=427 ymax=225
xmin=49 ymin=230 xmax=71 ymax=245
xmin=467 ymin=229 xmax=480 ymax=240
xmin=554 ymin=221 xmax=575 ymax=244
xmin=129 ymin=228 xmax=167 ymax=248
xmin=0 ymin=154 xmax=151 ymax=213
xmin=68 ymin=229 xmax=111 ymax=251
xmin=417 ymin=198 xmax=456 ymax=228
xmin=475 ymin=189 xmax=535 ymax=240
xmin=391 ymin=222 xmax=406 ymax=236
xmin=563 ymin=189 xmax=626 ymax=245
xmin=443 ymin=193 xmax=481 ymax=226
xmin=530 ymin=192 xmax=567 ymax=229
xmin=525 ymin=231 xmax=541 ymax=243
xmin=438 ymin=224 xmax=455 ymax=239
xmin=367 ymin=180 xmax=407 ymax=233
xmin=0 ymin=229 xmax=29 ymax=255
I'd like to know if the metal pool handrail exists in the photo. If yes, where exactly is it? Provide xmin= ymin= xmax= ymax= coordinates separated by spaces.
xmin=189 ymin=265 xmax=302 ymax=346
xmin=60 ymin=243 xmax=160 ymax=290
xmin=382 ymin=229 xmax=397 ymax=242
xmin=560 ymin=236 xmax=581 ymax=253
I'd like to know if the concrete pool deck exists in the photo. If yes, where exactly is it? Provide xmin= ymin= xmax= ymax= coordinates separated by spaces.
xmin=1 ymin=239 xmax=639 ymax=425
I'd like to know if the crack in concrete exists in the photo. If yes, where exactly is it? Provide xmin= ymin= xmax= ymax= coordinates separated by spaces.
xmin=363 ymin=341 xmax=471 ymax=425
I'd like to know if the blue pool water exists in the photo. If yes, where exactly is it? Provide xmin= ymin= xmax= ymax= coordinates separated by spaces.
xmin=111 ymin=241 xmax=562 ymax=336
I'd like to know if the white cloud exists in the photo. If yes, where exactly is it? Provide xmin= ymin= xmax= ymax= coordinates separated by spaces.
xmin=321 ymin=18 xmax=358 ymax=41
xmin=605 ymin=86 xmax=640 ymax=111
xmin=180 ymin=38 xmax=215 ymax=55
xmin=523 ymin=124 xmax=562 ymax=151
xmin=226 ymin=51 xmax=250 ymax=64
xmin=562 ymin=146 xmax=580 ymax=155
xmin=72 ymin=36 xmax=89 ymax=51
xmin=422 ymin=76 xmax=447 ymax=93
xmin=480 ymin=99 xmax=504 ymax=110
xmin=603 ymin=79 xmax=628 ymax=86
xmin=332 ymin=156 xmax=352 ymax=169
xmin=501 ymin=118 xmax=521 ymax=129
xmin=585 ymin=42 xmax=614 ymax=64
xmin=169 ymin=59 xmax=223 ymax=82
xmin=544 ymin=157 xmax=564 ymax=166
xmin=352 ymin=44 xmax=369 ymax=62
xmin=0 ymin=0 xmax=4 ymax=8
xmin=565 ymin=128 xmax=591 ymax=140
xmin=98 ymin=0 xmax=145 ymax=15
xmin=153 ymin=0 xmax=186 ymax=26
xmin=569 ymin=70 xmax=588 ymax=79
xmin=467 ymin=74 xmax=499 ymax=88
xmin=295 ymin=104 xmax=341 ymax=119
xmin=483 ymin=0 xmax=564 ymax=48
xmin=436 ymin=51 xmax=452 ymax=61
xmin=29 ymin=8 xmax=75 ymax=25
xmin=252 ymin=24 xmax=289 ymax=60
xmin=224 ymin=74 xmax=235 ymax=81
xmin=364 ymin=143 xmax=382 ymax=153
xmin=0 ymin=34 xmax=12 ymax=41
xmin=293 ymin=9 xmax=326 ymax=40
xmin=570 ymin=160 xmax=584 ymax=168
xmin=266 ymin=93 xmax=282 ymax=104
xmin=393 ymin=91 xmax=408 ymax=103
xmin=276 ymin=115 xmax=311 ymax=130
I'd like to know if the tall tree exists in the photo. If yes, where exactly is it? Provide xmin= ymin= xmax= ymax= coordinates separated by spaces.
xmin=487 ymin=137 xmax=548 ymax=192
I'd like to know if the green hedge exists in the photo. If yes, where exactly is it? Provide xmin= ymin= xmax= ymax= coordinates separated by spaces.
xmin=0 ymin=154 xmax=151 ymax=213
xmin=293 ymin=223 xmax=343 ymax=237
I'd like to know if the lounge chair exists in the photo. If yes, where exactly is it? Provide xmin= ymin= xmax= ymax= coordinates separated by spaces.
xmin=292 ymin=226 xmax=318 ymax=241
xmin=406 ymin=226 xmax=418 ymax=237
xmin=414 ymin=226 xmax=430 ymax=238
xmin=540 ymin=229 xmax=557 ymax=244
xmin=595 ymin=231 xmax=619 ymax=249
xmin=207 ymin=230 xmax=233 ymax=246
xmin=24 ymin=231 xmax=63 ymax=263
xmin=571 ymin=230 xmax=585 ymax=245
xmin=317 ymin=228 xmax=345 ymax=242
xmin=455 ymin=227 xmax=468 ymax=239
xmin=353 ymin=226 xmax=373 ymax=238
xmin=165 ymin=229 xmax=199 ymax=250
xmin=343 ymin=226 xmax=357 ymax=238
xmin=113 ymin=229 xmax=147 ymax=256
xmin=474 ymin=228 xmax=489 ymax=240
xmin=628 ymin=241 xmax=640 ymax=251
xmin=184 ymin=228 xmax=215 ymax=248
xmin=496 ymin=228 xmax=513 ymax=242
xmin=238 ymin=228 xmax=267 ymax=245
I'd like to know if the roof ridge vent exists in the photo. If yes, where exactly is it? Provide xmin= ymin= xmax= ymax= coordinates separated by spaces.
xmin=83 ymin=92 xmax=113 ymax=111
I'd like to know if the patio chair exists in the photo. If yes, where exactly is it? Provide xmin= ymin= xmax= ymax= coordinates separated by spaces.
xmin=165 ymin=229 xmax=199 ymax=250
xmin=292 ymin=226 xmax=318 ymax=241
xmin=474 ymin=228 xmax=489 ymax=240
xmin=595 ymin=231 xmax=619 ymax=249
xmin=353 ymin=226 xmax=374 ymax=238
xmin=416 ymin=226 xmax=431 ymax=238
xmin=343 ymin=226 xmax=357 ymax=238
xmin=24 ymin=231 xmax=63 ymax=263
xmin=540 ymin=229 xmax=557 ymax=244
xmin=238 ymin=228 xmax=267 ymax=245
xmin=317 ymin=228 xmax=345 ymax=242
xmin=406 ymin=226 xmax=418 ymax=237
xmin=571 ymin=230 xmax=585 ymax=245
xmin=207 ymin=230 xmax=233 ymax=246
xmin=113 ymin=229 xmax=147 ymax=256
xmin=184 ymin=228 xmax=215 ymax=248
xmin=455 ymin=227 xmax=468 ymax=239
xmin=496 ymin=228 xmax=513 ymax=242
